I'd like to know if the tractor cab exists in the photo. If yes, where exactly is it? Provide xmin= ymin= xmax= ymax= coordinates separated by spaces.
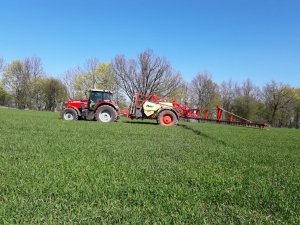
xmin=88 ymin=89 xmax=113 ymax=109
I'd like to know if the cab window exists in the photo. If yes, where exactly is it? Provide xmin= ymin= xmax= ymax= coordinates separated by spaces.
xmin=103 ymin=92 xmax=112 ymax=101
xmin=90 ymin=92 xmax=103 ymax=103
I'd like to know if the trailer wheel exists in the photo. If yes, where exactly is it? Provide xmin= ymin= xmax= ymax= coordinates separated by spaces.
xmin=158 ymin=110 xmax=178 ymax=126
xmin=96 ymin=105 xmax=117 ymax=123
xmin=62 ymin=108 xmax=78 ymax=121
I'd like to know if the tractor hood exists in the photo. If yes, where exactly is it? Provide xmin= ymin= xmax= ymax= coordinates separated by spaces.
xmin=65 ymin=99 xmax=119 ymax=110
xmin=65 ymin=99 xmax=89 ymax=109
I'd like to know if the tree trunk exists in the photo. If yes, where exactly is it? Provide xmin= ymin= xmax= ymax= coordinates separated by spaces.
xmin=271 ymin=105 xmax=278 ymax=126
xmin=296 ymin=111 xmax=299 ymax=129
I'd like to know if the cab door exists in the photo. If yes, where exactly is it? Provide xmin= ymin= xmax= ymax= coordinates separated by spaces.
xmin=89 ymin=92 xmax=103 ymax=109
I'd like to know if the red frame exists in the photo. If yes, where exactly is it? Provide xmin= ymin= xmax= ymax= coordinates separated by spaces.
xmin=125 ymin=93 xmax=268 ymax=128
xmin=65 ymin=98 xmax=119 ymax=115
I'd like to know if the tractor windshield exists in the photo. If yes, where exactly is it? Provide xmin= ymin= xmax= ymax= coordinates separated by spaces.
xmin=90 ymin=91 xmax=112 ymax=103
xmin=103 ymin=92 xmax=112 ymax=101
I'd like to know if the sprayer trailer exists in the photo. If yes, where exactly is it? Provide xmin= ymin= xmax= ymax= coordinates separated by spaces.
xmin=126 ymin=93 xmax=268 ymax=128
xmin=128 ymin=93 xmax=184 ymax=126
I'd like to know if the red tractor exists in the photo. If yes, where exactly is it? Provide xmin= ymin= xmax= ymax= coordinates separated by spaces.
xmin=61 ymin=89 xmax=119 ymax=122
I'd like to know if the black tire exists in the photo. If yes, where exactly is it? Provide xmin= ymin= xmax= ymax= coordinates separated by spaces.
xmin=95 ymin=105 xmax=117 ymax=123
xmin=158 ymin=110 xmax=178 ymax=126
xmin=62 ymin=108 xmax=78 ymax=121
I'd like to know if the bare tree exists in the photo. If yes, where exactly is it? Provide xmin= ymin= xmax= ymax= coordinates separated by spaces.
xmin=23 ymin=56 xmax=43 ymax=79
xmin=0 ymin=58 xmax=5 ymax=73
xmin=24 ymin=56 xmax=44 ymax=109
xmin=241 ymin=79 xmax=261 ymax=99
xmin=263 ymin=81 xmax=295 ymax=126
xmin=112 ymin=49 xmax=183 ymax=100
xmin=85 ymin=58 xmax=99 ymax=89
xmin=189 ymin=72 xmax=220 ymax=109
xmin=219 ymin=79 xmax=239 ymax=111
xmin=294 ymin=88 xmax=300 ymax=129
xmin=62 ymin=67 xmax=81 ymax=99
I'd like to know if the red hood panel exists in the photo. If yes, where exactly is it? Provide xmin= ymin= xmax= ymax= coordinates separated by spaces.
xmin=66 ymin=99 xmax=89 ymax=109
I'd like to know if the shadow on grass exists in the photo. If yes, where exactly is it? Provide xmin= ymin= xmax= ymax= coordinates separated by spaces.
xmin=123 ymin=120 xmax=158 ymax=125
xmin=177 ymin=123 xmax=229 ymax=147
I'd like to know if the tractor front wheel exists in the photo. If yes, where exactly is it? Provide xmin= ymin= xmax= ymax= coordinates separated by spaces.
xmin=96 ymin=105 xmax=117 ymax=123
xmin=158 ymin=110 xmax=178 ymax=126
xmin=62 ymin=108 xmax=78 ymax=121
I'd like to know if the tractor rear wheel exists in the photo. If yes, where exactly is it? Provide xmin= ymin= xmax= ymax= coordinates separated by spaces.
xmin=158 ymin=110 xmax=178 ymax=126
xmin=96 ymin=105 xmax=117 ymax=123
xmin=62 ymin=108 xmax=78 ymax=121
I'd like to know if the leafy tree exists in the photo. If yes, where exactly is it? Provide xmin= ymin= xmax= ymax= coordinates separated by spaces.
xmin=63 ymin=61 xmax=128 ymax=108
xmin=94 ymin=63 xmax=115 ymax=90
xmin=275 ymin=87 xmax=299 ymax=127
xmin=226 ymin=79 xmax=262 ymax=121
xmin=232 ymin=95 xmax=263 ymax=121
xmin=0 ymin=58 xmax=8 ymax=105
xmin=33 ymin=77 xmax=49 ymax=110
xmin=0 ymin=84 xmax=9 ymax=105
xmin=73 ymin=72 xmax=93 ymax=98
xmin=3 ymin=60 xmax=30 ymax=108
xmin=2 ymin=57 xmax=43 ymax=109
xmin=169 ymin=81 xmax=189 ymax=104
xmin=67 ymin=62 xmax=115 ymax=97
xmin=42 ymin=78 xmax=67 ymax=111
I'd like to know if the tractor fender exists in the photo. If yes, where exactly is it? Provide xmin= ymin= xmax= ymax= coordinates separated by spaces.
xmin=71 ymin=107 xmax=81 ymax=116
xmin=94 ymin=102 xmax=118 ymax=112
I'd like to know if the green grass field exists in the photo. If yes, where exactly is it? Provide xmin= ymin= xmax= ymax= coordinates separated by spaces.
xmin=0 ymin=109 xmax=299 ymax=224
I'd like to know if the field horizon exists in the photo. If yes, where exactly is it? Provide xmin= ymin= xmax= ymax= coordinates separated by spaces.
xmin=0 ymin=108 xmax=299 ymax=224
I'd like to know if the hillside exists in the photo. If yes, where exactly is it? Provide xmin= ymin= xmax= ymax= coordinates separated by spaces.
xmin=0 ymin=109 xmax=299 ymax=224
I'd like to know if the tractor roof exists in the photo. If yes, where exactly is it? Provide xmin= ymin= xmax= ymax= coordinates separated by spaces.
xmin=89 ymin=89 xmax=113 ymax=93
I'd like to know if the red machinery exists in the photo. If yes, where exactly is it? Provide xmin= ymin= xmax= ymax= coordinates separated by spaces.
xmin=126 ymin=93 xmax=268 ymax=128
xmin=61 ymin=89 xmax=119 ymax=122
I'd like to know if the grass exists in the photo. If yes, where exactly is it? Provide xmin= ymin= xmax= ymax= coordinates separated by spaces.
xmin=0 ymin=108 xmax=299 ymax=224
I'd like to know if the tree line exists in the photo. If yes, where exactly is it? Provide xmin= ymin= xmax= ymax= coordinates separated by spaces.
xmin=0 ymin=50 xmax=299 ymax=128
